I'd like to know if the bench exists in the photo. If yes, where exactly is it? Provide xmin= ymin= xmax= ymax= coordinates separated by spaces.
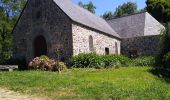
xmin=0 ymin=65 xmax=18 ymax=71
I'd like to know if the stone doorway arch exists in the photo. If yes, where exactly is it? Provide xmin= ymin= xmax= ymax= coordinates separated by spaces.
xmin=34 ymin=35 xmax=47 ymax=57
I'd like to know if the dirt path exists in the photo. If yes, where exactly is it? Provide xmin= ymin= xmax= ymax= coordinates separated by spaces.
xmin=0 ymin=88 xmax=43 ymax=100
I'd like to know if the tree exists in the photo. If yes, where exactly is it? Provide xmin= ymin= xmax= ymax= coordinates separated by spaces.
xmin=0 ymin=7 xmax=13 ymax=64
xmin=78 ymin=1 xmax=85 ymax=8
xmin=114 ymin=2 xmax=138 ymax=17
xmin=155 ymin=23 xmax=170 ymax=69
xmin=101 ymin=11 xmax=114 ymax=20
xmin=0 ymin=0 xmax=26 ymax=17
xmin=146 ymin=0 xmax=170 ymax=22
xmin=0 ymin=0 xmax=26 ymax=64
xmin=78 ymin=1 xmax=96 ymax=14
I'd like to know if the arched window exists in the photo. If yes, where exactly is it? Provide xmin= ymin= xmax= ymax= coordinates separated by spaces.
xmin=89 ymin=35 xmax=94 ymax=52
xmin=115 ymin=42 xmax=118 ymax=54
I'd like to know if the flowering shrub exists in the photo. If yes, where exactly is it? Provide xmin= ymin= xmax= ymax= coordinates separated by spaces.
xmin=29 ymin=56 xmax=67 ymax=72
xmin=54 ymin=62 xmax=67 ymax=72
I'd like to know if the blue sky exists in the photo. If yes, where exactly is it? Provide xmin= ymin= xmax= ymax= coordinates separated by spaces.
xmin=72 ymin=0 xmax=146 ymax=16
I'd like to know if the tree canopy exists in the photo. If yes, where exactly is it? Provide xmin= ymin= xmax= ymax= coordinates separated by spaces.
xmin=78 ymin=1 xmax=96 ymax=14
xmin=101 ymin=11 xmax=114 ymax=20
xmin=0 ymin=0 xmax=26 ymax=64
xmin=146 ymin=0 xmax=170 ymax=22
xmin=101 ymin=1 xmax=139 ymax=20
xmin=114 ymin=2 xmax=138 ymax=17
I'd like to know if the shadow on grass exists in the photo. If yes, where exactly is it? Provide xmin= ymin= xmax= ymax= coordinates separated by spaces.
xmin=149 ymin=68 xmax=170 ymax=83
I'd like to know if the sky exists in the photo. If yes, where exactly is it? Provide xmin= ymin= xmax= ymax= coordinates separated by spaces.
xmin=72 ymin=0 xmax=146 ymax=16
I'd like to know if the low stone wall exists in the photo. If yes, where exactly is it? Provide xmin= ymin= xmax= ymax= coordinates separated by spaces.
xmin=121 ymin=35 xmax=161 ymax=57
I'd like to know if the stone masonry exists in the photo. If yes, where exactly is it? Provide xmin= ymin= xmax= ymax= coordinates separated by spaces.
xmin=121 ymin=35 xmax=160 ymax=57
xmin=13 ymin=0 xmax=121 ymax=63
xmin=13 ymin=0 xmax=73 ymax=62
xmin=72 ymin=23 xmax=120 ymax=55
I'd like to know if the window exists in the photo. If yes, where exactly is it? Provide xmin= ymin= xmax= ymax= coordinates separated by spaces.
xmin=115 ymin=42 xmax=118 ymax=54
xmin=105 ymin=48 xmax=109 ymax=55
xmin=89 ymin=35 xmax=94 ymax=52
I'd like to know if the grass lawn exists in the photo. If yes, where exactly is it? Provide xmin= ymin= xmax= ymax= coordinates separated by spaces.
xmin=0 ymin=67 xmax=170 ymax=100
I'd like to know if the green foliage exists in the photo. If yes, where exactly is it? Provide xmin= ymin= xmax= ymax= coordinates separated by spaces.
xmin=101 ymin=11 xmax=114 ymax=20
xmin=40 ymin=55 xmax=49 ymax=60
xmin=163 ymin=52 xmax=170 ymax=67
xmin=114 ymin=1 xmax=138 ymax=17
xmin=0 ymin=0 xmax=26 ymax=17
xmin=55 ymin=62 xmax=67 ymax=72
xmin=101 ymin=1 xmax=142 ymax=20
xmin=70 ymin=53 xmax=101 ymax=68
xmin=71 ymin=53 xmax=156 ymax=68
xmin=131 ymin=56 xmax=155 ymax=66
xmin=71 ymin=53 xmax=131 ymax=68
xmin=155 ymin=23 xmax=170 ymax=68
xmin=0 ymin=0 xmax=26 ymax=64
xmin=146 ymin=0 xmax=170 ymax=22
xmin=78 ymin=1 xmax=96 ymax=14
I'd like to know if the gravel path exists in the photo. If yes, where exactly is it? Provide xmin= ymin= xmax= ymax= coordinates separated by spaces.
xmin=0 ymin=88 xmax=42 ymax=100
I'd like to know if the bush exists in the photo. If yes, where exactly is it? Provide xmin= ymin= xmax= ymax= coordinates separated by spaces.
xmin=29 ymin=57 xmax=67 ymax=72
xmin=54 ymin=62 xmax=67 ymax=72
xmin=70 ymin=53 xmax=131 ymax=68
xmin=40 ymin=55 xmax=49 ymax=60
xmin=70 ymin=53 xmax=101 ymax=68
xmin=131 ymin=56 xmax=155 ymax=66
xmin=71 ymin=53 xmax=156 ymax=68
xmin=163 ymin=52 xmax=170 ymax=67
xmin=155 ymin=23 xmax=170 ymax=69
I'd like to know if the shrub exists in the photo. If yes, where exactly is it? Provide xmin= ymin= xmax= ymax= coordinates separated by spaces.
xmin=70 ymin=53 xmax=101 ymax=68
xmin=29 ymin=57 xmax=55 ymax=71
xmin=131 ymin=56 xmax=155 ymax=66
xmin=163 ymin=52 xmax=170 ymax=67
xmin=28 ymin=57 xmax=67 ymax=72
xmin=155 ymin=23 xmax=170 ymax=68
xmin=101 ymin=54 xmax=130 ymax=68
xmin=40 ymin=55 xmax=49 ymax=60
xmin=54 ymin=62 xmax=67 ymax=72
xmin=70 ymin=53 xmax=131 ymax=68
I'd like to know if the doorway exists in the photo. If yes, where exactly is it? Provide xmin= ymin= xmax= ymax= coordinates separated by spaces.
xmin=34 ymin=36 xmax=47 ymax=57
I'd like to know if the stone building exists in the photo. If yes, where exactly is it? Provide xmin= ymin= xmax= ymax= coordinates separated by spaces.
xmin=107 ymin=12 xmax=165 ymax=57
xmin=13 ymin=0 xmax=121 ymax=63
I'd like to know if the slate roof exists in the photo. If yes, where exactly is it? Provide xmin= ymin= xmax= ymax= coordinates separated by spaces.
xmin=107 ymin=12 xmax=164 ymax=38
xmin=53 ymin=0 xmax=120 ymax=38
xmin=107 ymin=12 xmax=146 ymax=38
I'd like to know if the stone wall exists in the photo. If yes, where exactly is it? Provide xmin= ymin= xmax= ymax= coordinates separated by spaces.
xmin=72 ymin=23 xmax=121 ymax=55
xmin=13 ymin=0 xmax=121 ymax=64
xmin=121 ymin=35 xmax=160 ymax=57
xmin=13 ymin=0 xmax=73 ymax=63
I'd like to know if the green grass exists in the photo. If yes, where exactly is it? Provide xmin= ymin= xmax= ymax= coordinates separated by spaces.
xmin=0 ymin=67 xmax=170 ymax=100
